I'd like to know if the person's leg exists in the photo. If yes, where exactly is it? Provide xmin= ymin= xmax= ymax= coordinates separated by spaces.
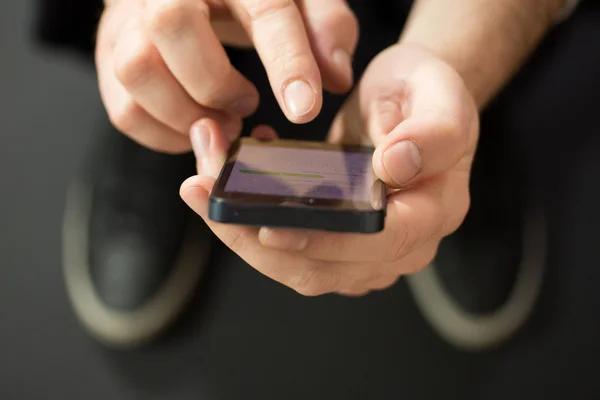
xmin=405 ymin=0 xmax=600 ymax=351
xmin=42 ymin=21 xmax=213 ymax=346
xmin=35 ymin=0 xmax=212 ymax=348
xmin=62 ymin=123 xmax=211 ymax=347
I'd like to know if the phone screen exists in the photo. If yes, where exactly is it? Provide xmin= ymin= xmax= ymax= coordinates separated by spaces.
xmin=224 ymin=142 xmax=376 ymax=203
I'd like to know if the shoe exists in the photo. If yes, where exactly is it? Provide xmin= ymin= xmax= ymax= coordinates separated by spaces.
xmin=62 ymin=125 xmax=211 ymax=347
xmin=405 ymin=142 xmax=546 ymax=351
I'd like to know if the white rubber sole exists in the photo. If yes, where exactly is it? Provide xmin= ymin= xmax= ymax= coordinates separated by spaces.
xmin=405 ymin=206 xmax=546 ymax=351
xmin=62 ymin=182 xmax=210 ymax=348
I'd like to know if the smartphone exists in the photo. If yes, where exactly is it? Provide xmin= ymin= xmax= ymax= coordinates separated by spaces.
xmin=209 ymin=138 xmax=386 ymax=233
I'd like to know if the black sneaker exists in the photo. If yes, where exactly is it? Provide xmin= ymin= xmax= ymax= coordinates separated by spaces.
xmin=405 ymin=141 xmax=546 ymax=351
xmin=62 ymin=125 xmax=211 ymax=347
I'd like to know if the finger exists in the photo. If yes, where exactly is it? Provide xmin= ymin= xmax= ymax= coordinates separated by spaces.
xmin=190 ymin=119 xmax=235 ymax=178
xmin=180 ymin=175 xmax=349 ymax=296
xmin=113 ymin=16 xmax=235 ymax=135
xmin=190 ymin=120 xmax=278 ymax=178
xmin=297 ymin=0 xmax=359 ymax=93
xmin=250 ymin=125 xmax=279 ymax=141
xmin=227 ymin=0 xmax=322 ymax=123
xmin=97 ymin=28 xmax=192 ymax=154
xmin=144 ymin=0 xmax=259 ymax=116
xmin=259 ymin=172 xmax=470 ymax=262
xmin=369 ymin=57 xmax=478 ymax=188
xmin=372 ymin=110 xmax=476 ymax=189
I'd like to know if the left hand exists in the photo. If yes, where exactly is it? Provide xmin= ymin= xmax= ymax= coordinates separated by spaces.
xmin=180 ymin=43 xmax=479 ymax=296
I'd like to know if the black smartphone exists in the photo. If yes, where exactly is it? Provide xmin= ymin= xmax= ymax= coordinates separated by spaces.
xmin=209 ymin=138 xmax=386 ymax=233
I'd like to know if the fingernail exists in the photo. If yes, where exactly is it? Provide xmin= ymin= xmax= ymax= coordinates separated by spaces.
xmin=229 ymin=95 xmax=257 ymax=117
xmin=283 ymin=80 xmax=316 ymax=119
xmin=332 ymin=49 xmax=353 ymax=85
xmin=191 ymin=121 xmax=211 ymax=162
xmin=383 ymin=139 xmax=422 ymax=185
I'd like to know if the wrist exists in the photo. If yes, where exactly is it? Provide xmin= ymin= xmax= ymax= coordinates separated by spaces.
xmin=399 ymin=0 xmax=565 ymax=108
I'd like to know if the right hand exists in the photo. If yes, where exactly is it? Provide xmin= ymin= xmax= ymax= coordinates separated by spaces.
xmin=96 ymin=0 xmax=359 ymax=153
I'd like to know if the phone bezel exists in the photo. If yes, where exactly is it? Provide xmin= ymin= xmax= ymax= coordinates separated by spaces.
xmin=209 ymin=137 xmax=384 ymax=213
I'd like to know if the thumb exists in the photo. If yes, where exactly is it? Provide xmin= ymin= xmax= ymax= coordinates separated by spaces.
xmin=372 ymin=112 xmax=469 ymax=188
xmin=368 ymin=61 xmax=479 ymax=189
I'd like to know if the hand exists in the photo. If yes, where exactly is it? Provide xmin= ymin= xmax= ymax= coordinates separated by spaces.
xmin=181 ymin=44 xmax=479 ymax=296
xmin=96 ymin=0 xmax=358 ymax=153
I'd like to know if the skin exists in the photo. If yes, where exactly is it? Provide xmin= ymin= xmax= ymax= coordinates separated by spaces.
xmin=182 ymin=45 xmax=478 ymax=296
xmin=96 ymin=0 xmax=359 ymax=152
xmin=96 ymin=0 xmax=567 ymax=296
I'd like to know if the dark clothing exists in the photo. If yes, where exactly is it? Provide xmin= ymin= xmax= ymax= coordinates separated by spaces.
xmin=35 ymin=0 xmax=103 ymax=56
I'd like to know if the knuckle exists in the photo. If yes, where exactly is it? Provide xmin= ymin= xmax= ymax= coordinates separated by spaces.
xmin=145 ymin=0 xmax=196 ymax=37
xmin=107 ymin=99 xmax=141 ymax=134
xmin=245 ymin=0 xmax=294 ymax=22
xmin=114 ymin=37 xmax=158 ymax=89
xmin=290 ymin=267 xmax=337 ymax=297
xmin=107 ymin=100 xmax=191 ymax=154
xmin=190 ymin=72 xmax=235 ymax=109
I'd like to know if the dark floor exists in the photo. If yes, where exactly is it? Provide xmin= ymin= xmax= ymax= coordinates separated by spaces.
xmin=1 ymin=1 xmax=600 ymax=399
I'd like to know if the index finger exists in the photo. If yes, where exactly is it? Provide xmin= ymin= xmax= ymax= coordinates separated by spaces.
xmin=226 ymin=0 xmax=323 ymax=123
